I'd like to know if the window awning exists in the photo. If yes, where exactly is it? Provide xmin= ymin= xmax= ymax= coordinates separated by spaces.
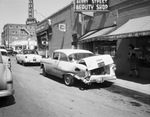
xmin=79 ymin=26 xmax=116 ymax=43
xmin=107 ymin=16 xmax=150 ymax=39
xmin=79 ymin=30 xmax=96 ymax=40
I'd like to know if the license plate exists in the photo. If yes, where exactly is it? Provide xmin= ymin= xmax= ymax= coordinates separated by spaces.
xmin=97 ymin=62 xmax=105 ymax=67
xmin=33 ymin=58 xmax=36 ymax=61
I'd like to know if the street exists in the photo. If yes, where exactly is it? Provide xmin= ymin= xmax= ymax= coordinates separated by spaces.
xmin=0 ymin=56 xmax=150 ymax=117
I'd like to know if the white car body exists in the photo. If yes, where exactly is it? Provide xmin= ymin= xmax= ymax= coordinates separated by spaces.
xmin=40 ymin=49 xmax=117 ymax=86
xmin=16 ymin=49 xmax=42 ymax=65
xmin=0 ymin=52 xmax=14 ymax=97
xmin=0 ymin=49 xmax=11 ymax=69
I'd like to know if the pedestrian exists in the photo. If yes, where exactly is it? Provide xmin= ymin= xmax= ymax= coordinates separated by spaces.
xmin=94 ymin=47 xmax=99 ymax=55
xmin=128 ymin=44 xmax=139 ymax=78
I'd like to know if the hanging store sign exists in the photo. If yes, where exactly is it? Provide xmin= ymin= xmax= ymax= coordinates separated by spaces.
xmin=74 ymin=0 xmax=109 ymax=12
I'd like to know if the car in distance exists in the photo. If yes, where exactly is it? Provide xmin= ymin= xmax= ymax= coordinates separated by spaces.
xmin=40 ymin=49 xmax=117 ymax=86
xmin=0 ymin=52 xmax=14 ymax=98
xmin=16 ymin=49 xmax=42 ymax=66
xmin=0 ymin=48 xmax=11 ymax=69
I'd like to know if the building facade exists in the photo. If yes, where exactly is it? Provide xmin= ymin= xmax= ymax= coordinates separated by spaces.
xmin=36 ymin=3 xmax=75 ymax=57
xmin=78 ymin=0 xmax=150 ymax=78
xmin=36 ymin=0 xmax=150 ymax=79
xmin=2 ymin=24 xmax=37 ymax=51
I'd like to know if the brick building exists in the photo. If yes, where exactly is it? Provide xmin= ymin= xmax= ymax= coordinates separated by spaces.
xmin=36 ymin=0 xmax=150 ymax=79
xmin=2 ymin=24 xmax=37 ymax=51
xmin=36 ymin=3 xmax=75 ymax=57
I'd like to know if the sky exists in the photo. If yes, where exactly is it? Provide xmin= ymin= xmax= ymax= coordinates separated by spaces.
xmin=0 ymin=0 xmax=72 ymax=37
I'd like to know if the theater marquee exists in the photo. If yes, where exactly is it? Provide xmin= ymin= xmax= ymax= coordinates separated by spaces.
xmin=74 ymin=0 xmax=109 ymax=12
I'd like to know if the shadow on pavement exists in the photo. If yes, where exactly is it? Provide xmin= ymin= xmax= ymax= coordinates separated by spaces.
xmin=0 ymin=95 xmax=16 ymax=108
xmin=40 ymin=73 xmax=113 ymax=90
xmin=21 ymin=63 xmax=40 ymax=67
xmin=117 ymin=74 xmax=150 ymax=84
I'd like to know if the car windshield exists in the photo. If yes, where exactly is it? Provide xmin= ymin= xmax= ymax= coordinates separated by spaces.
xmin=68 ymin=53 xmax=93 ymax=62
xmin=0 ymin=51 xmax=8 ymax=56
xmin=24 ymin=50 xmax=38 ymax=54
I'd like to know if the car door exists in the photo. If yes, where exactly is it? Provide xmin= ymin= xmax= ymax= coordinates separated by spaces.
xmin=16 ymin=51 xmax=22 ymax=62
xmin=55 ymin=52 xmax=69 ymax=78
xmin=19 ymin=50 xmax=25 ymax=62
xmin=45 ymin=52 xmax=60 ymax=76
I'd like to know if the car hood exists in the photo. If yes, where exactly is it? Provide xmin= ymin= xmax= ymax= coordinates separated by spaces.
xmin=80 ymin=54 xmax=114 ymax=71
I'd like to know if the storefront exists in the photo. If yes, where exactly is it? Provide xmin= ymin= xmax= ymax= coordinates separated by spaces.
xmin=79 ymin=25 xmax=117 ymax=57
xmin=106 ymin=16 xmax=150 ymax=78
xmin=36 ymin=19 xmax=52 ymax=57
xmin=10 ymin=40 xmax=37 ymax=53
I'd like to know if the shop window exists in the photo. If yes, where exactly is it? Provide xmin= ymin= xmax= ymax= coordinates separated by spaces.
xmin=96 ymin=41 xmax=116 ymax=57
xmin=136 ymin=37 xmax=150 ymax=67
xmin=9 ymin=25 xmax=12 ymax=29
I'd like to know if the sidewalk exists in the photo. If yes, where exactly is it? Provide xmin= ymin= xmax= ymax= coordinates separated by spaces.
xmin=113 ymin=76 xmax=150 ymax=95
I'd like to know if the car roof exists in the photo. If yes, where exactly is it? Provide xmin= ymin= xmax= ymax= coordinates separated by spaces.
xmin=54 ymin=49 xmax=93 ymax=56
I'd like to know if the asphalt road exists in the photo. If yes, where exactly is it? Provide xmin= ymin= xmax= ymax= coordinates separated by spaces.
xmin=0 ymin=56 xmax=150 ymax=117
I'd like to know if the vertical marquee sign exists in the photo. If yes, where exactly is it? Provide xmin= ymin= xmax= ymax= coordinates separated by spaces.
xmin=26 ymin=0 xmax=37 ymax=25
xmin=28 ymin=0 xmax=34 ymax=18
xmin=74 ymin=0 xmax=109 ymax=12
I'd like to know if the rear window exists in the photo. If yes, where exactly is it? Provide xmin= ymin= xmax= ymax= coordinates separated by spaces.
xmin=68 ymin=53 xmax=94 ymax=61
xmin=24 ymin=50 xmax=38 ymax=54
xmin=0 ymin=51 xmax=7 ymax=56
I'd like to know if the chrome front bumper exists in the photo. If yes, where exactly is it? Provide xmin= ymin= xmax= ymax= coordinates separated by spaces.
xmin=0 ymin=89 xmax=15 ymax=97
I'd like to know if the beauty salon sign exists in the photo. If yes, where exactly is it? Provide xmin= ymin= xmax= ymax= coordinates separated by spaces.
xmin=74 ymin=0 xmax=109 ymax=12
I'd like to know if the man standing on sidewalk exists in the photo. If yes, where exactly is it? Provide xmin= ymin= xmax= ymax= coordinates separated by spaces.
xmin=128 ymin=44 xmax=139 ymax=78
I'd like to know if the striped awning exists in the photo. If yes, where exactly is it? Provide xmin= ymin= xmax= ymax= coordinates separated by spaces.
xmin=107 ymin=16 xmax=150 ymax=39
xmin=79 ymin=26 xmax=116 ymax=43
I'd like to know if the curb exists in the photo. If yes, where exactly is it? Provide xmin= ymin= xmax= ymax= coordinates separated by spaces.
xmin=113 ymin=79 xmax=150 ymax=95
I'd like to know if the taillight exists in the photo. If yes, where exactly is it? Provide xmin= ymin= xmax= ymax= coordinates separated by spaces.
xmin=112 ymin=64 xmax=116 ymax=70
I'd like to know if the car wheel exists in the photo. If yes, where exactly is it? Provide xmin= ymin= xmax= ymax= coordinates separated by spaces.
xmin=42 ymin=66 xmax=47 ymax=76
xmin=16 ymin=59 xmax=19 ymax=64
xmin=64 ymin=74 xmax=74 ymax=86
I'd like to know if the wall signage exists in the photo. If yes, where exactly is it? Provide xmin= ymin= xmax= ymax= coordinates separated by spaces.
xmin=36 ymin=21 xmax=49 ymax=33
xmin=28 ymin=0 xmax=34 ymax=18
xmin=59 ymin=24 xmax=66 ymax=32
xmin=74 ymin=0 xmax=109 ymax=12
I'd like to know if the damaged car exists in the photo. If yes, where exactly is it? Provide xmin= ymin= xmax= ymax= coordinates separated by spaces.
xmin=40 ymin=49 xmax=116 ymax=86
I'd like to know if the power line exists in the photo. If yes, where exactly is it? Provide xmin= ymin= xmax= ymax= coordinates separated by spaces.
xmin=34 ymin=9 xmax=46 ymax=21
